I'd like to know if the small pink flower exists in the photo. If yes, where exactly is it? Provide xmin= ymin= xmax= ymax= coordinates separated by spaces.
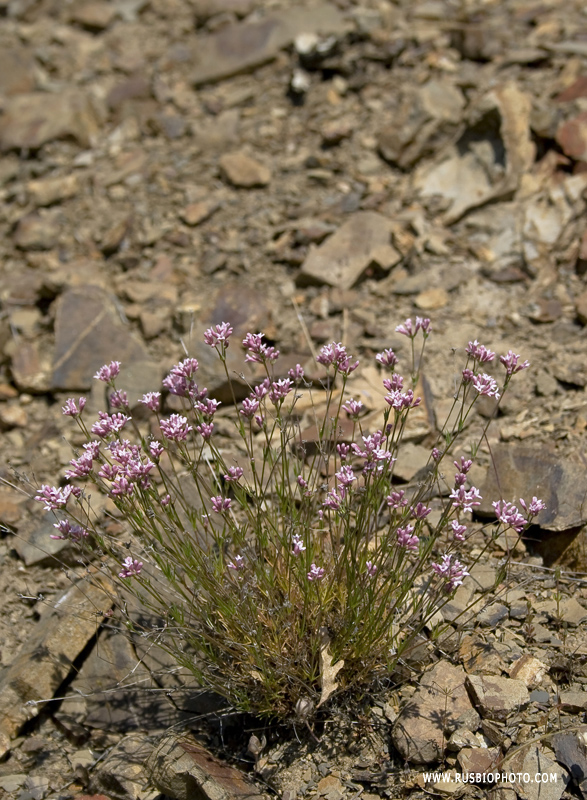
xmin=94 ymin=361 xmax=121 ymax=383
xmin=204 ymin=322 xmax=233 ymax=348
xmin=227 ymin=555 xmax=245 ymax=571
xmin=149 ymin=440 xmax=164 ymax=459
xmin=337 ymin=443 xmax=350 ymax=461
xmin=451 ymin=520 xmax=467 ymax=541
xmin=492 ymin=500 xmax=527 ymax=533
xmin=36 ymin=484 xmax=75 ymax=511
xmin=119 ymin=556 xmax=143 ymax=578
xmin=411 ymin=502 xmax=431 ymax=520
xmin=292 ymin=534 xmax=306 ymax=556
xmin=307 ymin=563 xmax=325 ymax=582
xmin=51 ymin=519 xmax=88 ymax=541
xmin=224 ymin=466 xmax=244 ymax=482
xmin=160 ymin=414 xmax=192 ymax=442
xmin=365 ymin=561 xmax=377 ymax=578
xmin=432 ymin=554 xmax=468 ymax=591
xmin=196 ymin=422 xmax=214 ymax=440
xmin=454 ymin=457 xmax=473 ymax=474
xmin=387 ymin=490 xmax=407 ymax=509
xmin=288 ymin=364 xmax=305 ymax=381
xmin=342 ymin=398 xmax=363 ymax=418
xmin=140 ymin=392 xmax=161 ymax=412
xmin=500 ymin=350 xmax=530 ymax=376
xmin=211 ymin=496 xmax=231 ymax=513
xmin=520 ymin=496 xmax=546 ymax=516
xmin=466 ymin=340 xmax=495 ymax=363
xmin=376 ymin=348 xmax=398 ymax=369
xmin=472 ymin=373 xmax=500 ymax=399
xmin=62 ymin=397 xmax=87 ymax=417
xmin=397 ymin=525 xmax=419 ymax=552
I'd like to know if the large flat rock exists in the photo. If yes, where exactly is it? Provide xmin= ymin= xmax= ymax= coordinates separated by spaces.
xmin=478 ymin=443 xmax=587 ymax=532
xmin=52 ymin=286 xmax=158 ymax=394
xmin=298 ymin=211 xmax=401 ymax=290
xmin=392 ymin=661 xmax=480 ymax=765
xmin=0 ymin=91 xmax=101 ymax=152
xmin=0 ymin=575 xmax=113 ymax=753
xmin=191 ymin=4 xmax=346 ymax=86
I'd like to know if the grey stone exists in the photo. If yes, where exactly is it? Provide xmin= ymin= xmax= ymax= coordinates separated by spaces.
xmin=505 ymin=745 xmax=569 ymax=800
xmin=0 ymin=575 xmax=114 ymax=751
xmin=478 ymin=443 xmax=587 ymax=532
xmin=192 ymin=5 xmax=346 ymax=86
xmin=414 ymin=82 xmax=535 ymax=223
xmin=93 ymin=732 xmax=159 ymax=800
xmin=51 ymin=286 xmax=156 ymax=393
xmin=298 ymin=212 xmax=400 ymax=290
xmin=392 ymin=661 xmax=480 ymax=765
xmin=477 ymin=602 xmax=508 ymax=627
xmin=551 ymin=729 xmax=587 ymax=798
xmin=466 ymin=675 xmax=530 ymax=721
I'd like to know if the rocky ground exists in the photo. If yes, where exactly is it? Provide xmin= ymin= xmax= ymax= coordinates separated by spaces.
xmin=2 ymin=0 xmax=587 ymax=798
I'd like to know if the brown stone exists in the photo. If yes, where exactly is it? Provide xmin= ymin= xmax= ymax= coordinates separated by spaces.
xmin=576 ymin=288 xmax=587 ymax=324
xmin=192 ymin=5 xmax=345 ymax=86
xmin=70 ymin=1 xmax=117 ymax=30
xmin=0 ymin=92 xmax=101 ymax=152
xmin=298 ymin=212 xmax=400 ymax=290
xmin=478 ymin=443 xmax=587 ymax=532
xmin=219 ymin=151 xmax=271 ymax=188
xmin=10 ymin=340 xmax=51 ymax=393
xmin=555 ymin=76 xmax=587 ymax=102
xmin=415 ymin=287 xmax=449 ymax=310
xmin=13 ymin=211 xmax=61 ymax=250
xmin=0 ymin=47 xmax=36 ymax=96
xmin=106 ymin=75 xmax=152 ymax=111
xmin=51 ymin=286 xmax=156 ymax=392
xmin=147 ymin=732 xmax=264 ymax=800
xmin=0 ymin=575 xmax=114 ymax=748
xmin=180 ymin=199 xmax=220 ymax=226
xmin=392 ymin=661 xmax=480 ymax=765
xmin=556 ymin=112 xmax=587 ymax=162
xmin=466 ymin=675 xmax=530 ymax=722
xmin=27 ymin=174 xmax=80 ymax=207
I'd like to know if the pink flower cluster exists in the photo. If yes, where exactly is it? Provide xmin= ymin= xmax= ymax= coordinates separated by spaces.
xmin=204 ymin=322 xmax=233 ymax=348
xmin=119 ymin=556 xmax=143 ymax=578
xmin=162 ymin=358 xmax=202 ymax=399
xmin=316 ymin=342 xmax=359 ymax=375
xmin=352 ymin=430 xmax=394 ymax=474
xmin=395 ymin=317 xmax=431 ymax=338
xmin=432 ymin=554 xmax=468 ymax=591
xmin=242 ymin=332 xmax=280 ymax=364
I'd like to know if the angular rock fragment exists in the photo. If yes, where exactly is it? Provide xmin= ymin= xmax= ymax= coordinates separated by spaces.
xmin=51 ymin=286 xmax=157 ymax=393
xmin=191 ymin=4 xmax=346 ymax=86
xmin=392 ymin=661 xmax=480 ymax=765
xmin=378 ymin=78 xmax=465 ymax=169
xmin=504 ymin=745 xmax=569 ymax=800
xmin=478 ymin=443 xmax=587 ymax=532
xmin=298 ymin=212 xmax=400 ymax=290
xmin=147 ymin=732 xmax=264 ymax=800
xmin=465 ymin=675 xmax=529 ymax=721
xmin=219 ymin=151 xmax=271 ymax=188
xmin=0 ymin=91 xmax=101 ymax=151
xmin=0 ymin=575 xmax=114 ymax=754
xmin=414 ymin=82 xmax=535 ymax=223
xmin=551 ymin=729 xmax=587 ymax=799
xmin=556 ymin=112 xmax=587 ymax=163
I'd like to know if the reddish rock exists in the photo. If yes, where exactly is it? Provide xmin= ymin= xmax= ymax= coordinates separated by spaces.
xmin=556 ymin=112 xmax=587 ymax=162
xmin=555 ymin=76 xmax=587 ymax=102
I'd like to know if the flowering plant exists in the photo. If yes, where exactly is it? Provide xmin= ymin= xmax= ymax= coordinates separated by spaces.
xmin=36 ymin=320 xmax=542 ymax=719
